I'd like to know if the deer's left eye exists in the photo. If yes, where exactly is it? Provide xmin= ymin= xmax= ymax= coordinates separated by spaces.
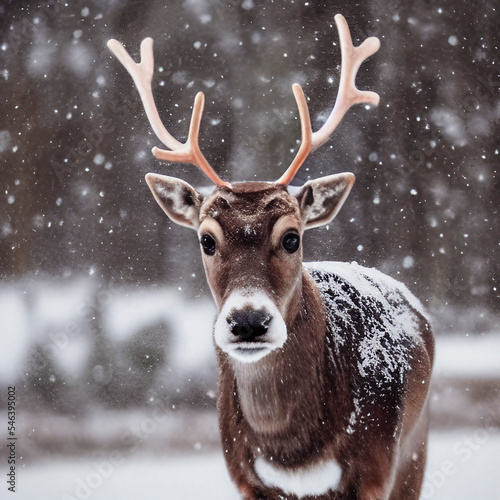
xmin=282 ymin=232 xmax=300 ymax=254
xmin=200 ymin=234 xmax=216 ymax=256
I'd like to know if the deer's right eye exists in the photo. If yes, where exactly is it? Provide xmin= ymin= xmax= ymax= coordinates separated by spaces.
xmin=200 ymin=234 xmax=216 ymax=256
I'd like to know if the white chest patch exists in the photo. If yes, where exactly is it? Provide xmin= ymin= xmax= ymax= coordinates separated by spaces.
xmin=254 ymin=456 xmax=342 ymax=498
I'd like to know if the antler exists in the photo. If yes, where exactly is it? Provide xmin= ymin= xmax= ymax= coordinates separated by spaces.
xmin=276 ymin=14 xmax=380 ymax=186
xmin=107 ymin=37 xmax=230 ymax=187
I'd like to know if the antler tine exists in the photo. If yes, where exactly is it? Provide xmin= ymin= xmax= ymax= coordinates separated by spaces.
xmin=276 ymin=14 xmax=380 ymax=186
xmin=107 ymin=38 xmax=181 ymax=151
xmin=153 ymin=92 xmax=231 ymax=187
xmin=276 ymin=84 xmax=314 ymax=186
xmin=107 ymin=38 xmax=229 ymax=187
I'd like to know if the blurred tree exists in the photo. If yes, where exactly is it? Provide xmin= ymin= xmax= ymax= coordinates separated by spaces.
xmin=23 ymin=344 xmax=70 ymax=412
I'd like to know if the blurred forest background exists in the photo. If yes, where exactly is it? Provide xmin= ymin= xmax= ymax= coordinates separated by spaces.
xmin=1 ymin=0 xmax=499 ymax=485
xmin=2 ymin=0 xmax=498 ymax=318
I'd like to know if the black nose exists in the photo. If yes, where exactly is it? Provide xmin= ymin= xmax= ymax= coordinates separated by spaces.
xmin=227 ymin=308 xmax=271 ymax=341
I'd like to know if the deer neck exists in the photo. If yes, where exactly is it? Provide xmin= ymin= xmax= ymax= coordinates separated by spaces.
xmin=231 ymin=270 xmax=327 ymax=436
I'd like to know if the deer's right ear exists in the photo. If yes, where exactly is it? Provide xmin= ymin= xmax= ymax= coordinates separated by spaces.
xmin=145 ymin=173 xmax=204 ymax=229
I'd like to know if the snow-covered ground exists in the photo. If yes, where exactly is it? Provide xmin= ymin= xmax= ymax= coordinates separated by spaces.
xmin=10 ymin=429 xmax=500 ymax=499
xmin=3 ymin=281 xmax=499 ymax=498
xmin=423 ymin=429 xmax=500 ymax=500
xmin=433 ymin=333 xmax=500 ymax=379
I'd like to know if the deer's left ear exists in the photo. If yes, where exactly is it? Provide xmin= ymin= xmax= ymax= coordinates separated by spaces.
xmin=295 ymin=173 xmax=355 ymax=229
xmin=145 ymin=173 xmax=204 ymax=229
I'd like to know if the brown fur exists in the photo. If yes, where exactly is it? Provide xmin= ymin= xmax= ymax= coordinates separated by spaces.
xmin=146 ymin=177 xmax=434 ymax=499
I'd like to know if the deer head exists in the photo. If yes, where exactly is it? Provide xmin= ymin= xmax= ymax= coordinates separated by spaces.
xmin=108 ymin=14 xmax=380 ymax=363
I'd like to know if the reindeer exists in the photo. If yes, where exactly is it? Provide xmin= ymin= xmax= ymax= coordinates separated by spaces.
xmin=108 ymin=14 xmax=434 ymax=500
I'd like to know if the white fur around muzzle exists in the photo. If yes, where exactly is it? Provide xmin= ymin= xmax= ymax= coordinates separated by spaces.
xmin=214 ymin=289 xmax=287 ymax=363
